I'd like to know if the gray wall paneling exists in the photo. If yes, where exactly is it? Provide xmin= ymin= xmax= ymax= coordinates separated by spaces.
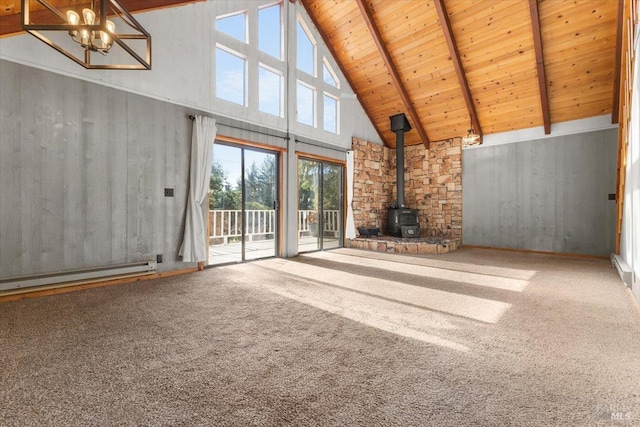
xmin=462 ymin=129 xmax=617 ymax=256
xmin=0 ymin=58 xmax=350 ymax=281
xmin=0 ymin=59 xmax=195 ymax=279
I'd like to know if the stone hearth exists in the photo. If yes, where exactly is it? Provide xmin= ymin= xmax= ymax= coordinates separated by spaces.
xmin=345 ymin=236 xmax=461 ymax=255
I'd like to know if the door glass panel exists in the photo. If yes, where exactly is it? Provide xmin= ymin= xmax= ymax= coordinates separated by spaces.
xmin=298 ymin=159 xmax=321 ymax=252
xmin=244 ymin=150 xmax=277 ymax=261
xmin=322 ymin=163 xmax=343 ymax=249
xmin=209 ymin=144 xmax=243 ymax=265
xmin=298 ymin=158 xmax=343 ymax=253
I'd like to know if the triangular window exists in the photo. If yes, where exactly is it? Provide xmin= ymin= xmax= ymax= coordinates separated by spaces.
xmin=323 ymin=59 xmax=339 ymax=88
xmin=296 ymin=17 xmax=316 ymax=76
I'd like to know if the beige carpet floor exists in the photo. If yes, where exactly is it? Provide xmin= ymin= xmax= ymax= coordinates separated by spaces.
xmin=1 ymin=248 xmax=639 ymax=426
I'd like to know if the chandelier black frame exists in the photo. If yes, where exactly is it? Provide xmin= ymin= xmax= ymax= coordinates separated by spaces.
xmin=21 ymin=0 xmax=151 ymax=70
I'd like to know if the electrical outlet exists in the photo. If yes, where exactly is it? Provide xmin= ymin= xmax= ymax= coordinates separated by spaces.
xmin=609 ymin=193 xmax=616 ymax=201
xmin=156 ymin=254 xmax=163 ymax=263
xmin=164 ymin=188 xmax=174 ymax=197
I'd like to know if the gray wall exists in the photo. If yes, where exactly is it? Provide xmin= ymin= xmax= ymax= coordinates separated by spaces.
xmin=462 ymin=129 xmax=617 ymax=256
xmin=0 ymin=59 xmax=351 ymax=279
xmin=0 ymin=59 xmax=196 ymax=278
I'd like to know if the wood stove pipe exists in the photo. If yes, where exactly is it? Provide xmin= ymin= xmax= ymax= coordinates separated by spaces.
xmin=389 ymin=113 xmax=412 ymax=208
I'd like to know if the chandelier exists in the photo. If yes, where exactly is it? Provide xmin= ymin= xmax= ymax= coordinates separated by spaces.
xmin=65 ymin=8 xmax=116 ymax=55
xmin=21 ymin=0 xmax=151 ymax=70
xmin=461 ymin=119 xmax=481 ymax=148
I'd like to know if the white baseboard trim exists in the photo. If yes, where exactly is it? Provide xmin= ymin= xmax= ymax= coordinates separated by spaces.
xmin=611 ymin=254 xmax=633 ymax=288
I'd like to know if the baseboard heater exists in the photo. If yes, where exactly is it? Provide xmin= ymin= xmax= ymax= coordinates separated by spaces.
xmin=611 ymin=254 xmax=633 ymax=288
xmin=0 ymin=261 xmax=158 ymax=292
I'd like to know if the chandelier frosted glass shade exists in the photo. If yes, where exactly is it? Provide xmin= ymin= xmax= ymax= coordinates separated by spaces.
xmin=461 ymin=126 xmax=481 ymax=148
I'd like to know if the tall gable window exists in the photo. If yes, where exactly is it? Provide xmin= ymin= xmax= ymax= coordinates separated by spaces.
xmin=213 ymin=3 xmax=342 ymax=133
xmin=295 ymin=14 xmax=340 ymax=134
xmin=215 ymin=2 xmax=284 ymax=118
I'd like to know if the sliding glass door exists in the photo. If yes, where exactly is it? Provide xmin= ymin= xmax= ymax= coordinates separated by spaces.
xmin=298 ymin=158 xmax=343 ymax=253
xmin=244 ymin=149 xmax=277 ymax=261
xmin=209 ymin=142 xmax=278 ymax=265
xmin=322 ymin=163 xmax=343 ymax=249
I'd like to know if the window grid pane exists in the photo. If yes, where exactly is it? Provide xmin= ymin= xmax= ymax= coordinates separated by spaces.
xmin=323 ymin=94 xmax=338 ymax=133
xmin=259 ymin=66 xmax=282 ymax=117
xmin=258 ymin=4 xmax=282 ymax=59
xmin=297 ymin=82 xmax=315 ymax=126
xmin=216 ymin=13 xmax=246 ymax=43
xmin=323 ymin=62 xmax=338 ymax=88
xmin=296 ymin=20 xmax=315 ymax=76
xmin=216 ymin=47 xmax=246 ymax=106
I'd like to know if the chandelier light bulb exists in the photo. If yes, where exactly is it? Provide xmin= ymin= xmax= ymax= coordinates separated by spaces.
xmin=82 ymin=8 xmax=96 ymax=25
xmin=100 ymin=31 xmax=111 ymax=48
xmin=80 ymin=28 xmax=90 ymax=45
xmin=66 ymin=10 xmax=80 ymax=25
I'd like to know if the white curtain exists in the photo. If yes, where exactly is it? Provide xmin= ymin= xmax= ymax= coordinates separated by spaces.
xmin=179 ymin=115 xmax=217 ymax=262
xmin=345 ymin=150 xmax=357 ymax=239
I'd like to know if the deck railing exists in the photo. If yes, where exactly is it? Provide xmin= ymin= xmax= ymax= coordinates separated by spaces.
xmin=297 ymin=210 xmax=340 ymax=237
xmin=208 ymin=209 xmax=340 ymax=244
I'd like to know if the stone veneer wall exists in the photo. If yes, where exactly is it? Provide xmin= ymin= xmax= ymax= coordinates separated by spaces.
xmin=351 ymin=137 xmax=462 ymax=238
xmin=351 ymin=138 xmax=393 ymax=231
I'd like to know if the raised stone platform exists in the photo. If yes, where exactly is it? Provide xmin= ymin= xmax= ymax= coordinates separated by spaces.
xmin=345 ymin=235 xmax=461 ymax=255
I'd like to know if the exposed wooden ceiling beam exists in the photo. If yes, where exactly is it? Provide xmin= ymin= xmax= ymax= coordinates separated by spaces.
xmin=354 ymin=0 xmax=430 ymax=148
xmin=299 ymin=0 xmax=386 ymax=145
xmin=611 ymin=0 xmax=624 ymax=125
xmin=433 ymin=0 xmax=481 ymax=139
xmin=528 ymin=0 xmax=551 ymax=135
xmin=0 ymin=0 xmax=203 ymax=37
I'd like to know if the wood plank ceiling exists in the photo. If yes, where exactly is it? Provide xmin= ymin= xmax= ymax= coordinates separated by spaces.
xmin=1 ymin=0 xmax=619 ymax=148
xmin=302 ymin=0 xmax=619 ymax=147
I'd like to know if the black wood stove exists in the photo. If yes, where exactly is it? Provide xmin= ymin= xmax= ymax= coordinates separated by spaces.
xmin=386 ymin=113 xmax=420 ymax=238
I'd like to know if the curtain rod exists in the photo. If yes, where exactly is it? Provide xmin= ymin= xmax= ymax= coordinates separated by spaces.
xmin=188 ymin=113 xmax=344 ymax=149
xmin=188 ymin=113 xmax=288 ymax=141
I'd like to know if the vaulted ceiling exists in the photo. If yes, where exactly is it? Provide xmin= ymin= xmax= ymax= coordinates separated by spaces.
xmin=1 ymin=0 xmax=621 ymax=148
xmin=301 ymin=0 xmax=621 ymax=147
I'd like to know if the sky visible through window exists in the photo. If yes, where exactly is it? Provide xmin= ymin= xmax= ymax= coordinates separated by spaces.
xmin=216 ymin=48 xmax=245 ymax=105
xmin=296 ymin=20 xmax=314 ymax=75
xmin=215 ymin=5 xmax=339 ymax=132
xmin=213 ymin=144 xmax=242 ymax=188
xmin=259 ymin=5 xmax=281 ymax=59
xmin=259 ymin=66 xmax=282 ymax=117
xmin=324 ymin=94 xmax=337 ymax=133
xmin=212 ymin=144 xmax=274 ymax=197
xmin=216 ymin=12 xmax=246 ymax=42
xmin=323 ymin=62 xmax=337 ymax=88
xmin=297 ymin=82 xmax=314 ymax=126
